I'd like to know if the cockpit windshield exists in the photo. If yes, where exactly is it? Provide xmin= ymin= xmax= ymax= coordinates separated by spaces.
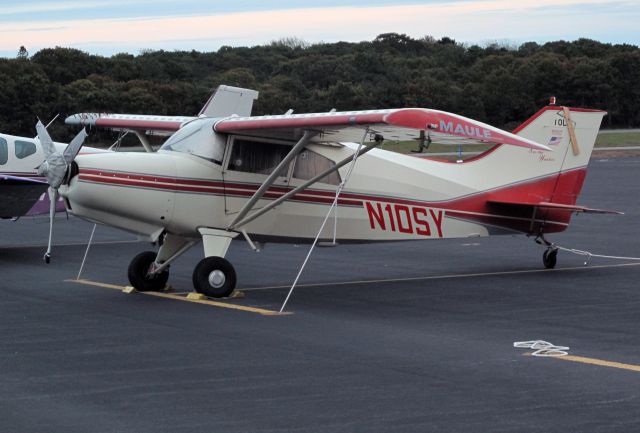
xmin=160 ymin=118 xmax=225 ymax=164
xmin=161 ymin=119 xmax=202 ymax=152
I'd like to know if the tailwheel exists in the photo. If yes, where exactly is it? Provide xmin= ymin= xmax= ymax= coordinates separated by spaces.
xmin=192 ymin=256 xmax=237 ymax=298
xmin=127 ymin=251 xmax=169 ymax=292
xmin=543 ymin=248 xmax=558 ymax=269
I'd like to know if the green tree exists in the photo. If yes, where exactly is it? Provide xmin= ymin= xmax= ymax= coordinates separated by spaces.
xmin=17 ymin=46 xmax=29 ymax=59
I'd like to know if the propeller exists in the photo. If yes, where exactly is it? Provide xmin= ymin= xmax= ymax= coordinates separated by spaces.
xmin=35 ymin=121 xmax=88 ymax=263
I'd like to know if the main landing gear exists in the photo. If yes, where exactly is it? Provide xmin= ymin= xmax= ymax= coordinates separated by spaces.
xmin=126 ymin=228 xmax=240 ymax=298
xmin=192 ymin=256 xmax=237 ymax=298
xmin=127 ymin=251 xmax=170 ymax=291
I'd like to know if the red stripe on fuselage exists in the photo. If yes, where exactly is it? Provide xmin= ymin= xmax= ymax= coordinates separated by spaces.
xmin=78 ymin=167 xmax=587 ymax=234
xmin=78 ymin=171 xmax=364 ymax=207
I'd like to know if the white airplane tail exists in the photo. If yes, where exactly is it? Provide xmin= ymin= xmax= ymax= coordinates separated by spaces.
xmin=512 ymin=105 xmax=606 ymax=174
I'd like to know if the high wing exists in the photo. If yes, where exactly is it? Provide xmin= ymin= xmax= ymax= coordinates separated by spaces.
xmin=0 ymin=175 xmax=49 ymax=218
xmin=213 ymin=108 xmax=551 ymax=151
xmin=66 ymin=108 xmax=550 ymax=151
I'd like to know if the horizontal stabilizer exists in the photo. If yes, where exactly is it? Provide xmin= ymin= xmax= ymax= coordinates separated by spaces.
xmin=488 ymin=200 xmax=623 ymax=215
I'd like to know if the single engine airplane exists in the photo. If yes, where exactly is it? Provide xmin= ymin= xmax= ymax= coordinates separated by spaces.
xmin=0 ymin=122 xmax=111 ymax=263
xmin=0 ymin=126 xmax=98 ymax=220
xmin=0 ymin=130 xmax=60 ymax=219
xmin=58 ymin=85 xmax=616 ymax=298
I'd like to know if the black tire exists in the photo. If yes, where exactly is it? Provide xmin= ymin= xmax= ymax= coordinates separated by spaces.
xmin=192 ymin=256 xmax=237 ymax=298
xmin=543 ymin=249 xmax=558 ymax=269
xmin=127 ymin=251 xmax=169 ymax=292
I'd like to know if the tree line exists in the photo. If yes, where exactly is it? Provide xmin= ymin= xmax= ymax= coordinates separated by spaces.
xmin=0 ymin=33 xmax=638 ymax=142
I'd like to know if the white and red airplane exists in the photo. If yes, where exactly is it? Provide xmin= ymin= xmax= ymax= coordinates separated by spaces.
xmin=59 ymin=85 xmax=616 ymax=298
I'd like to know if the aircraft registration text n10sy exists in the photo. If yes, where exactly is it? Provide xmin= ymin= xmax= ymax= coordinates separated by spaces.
xmin=365 ymin=202 xmax=444 ymax=238
xmin=50 ymin=85 xmax=618 ymax=299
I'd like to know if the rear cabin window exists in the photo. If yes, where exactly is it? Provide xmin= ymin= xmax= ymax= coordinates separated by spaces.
xmin=293 ymin=150 xmax=341 ymax=185
xmin=0 ymin=137 xmax=7 ymax=165
xmin=228 ymin=139 xmax=292 ymax=176
xmin=15 ymin=140 xmax=36 ymax=159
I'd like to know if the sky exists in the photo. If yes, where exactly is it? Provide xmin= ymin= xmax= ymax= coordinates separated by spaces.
xmin=0 ymin=0 xmax=638 ymax=57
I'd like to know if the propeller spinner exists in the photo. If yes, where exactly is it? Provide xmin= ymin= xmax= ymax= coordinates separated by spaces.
xmin=35 ymin=121 xmax=88 ymax=263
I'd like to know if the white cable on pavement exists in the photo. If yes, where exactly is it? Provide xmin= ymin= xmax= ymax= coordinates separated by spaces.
xmin=513 ymin=340 xmax=570 ymax=357
xmin=553 ymin=244 xmax=640 ymax=266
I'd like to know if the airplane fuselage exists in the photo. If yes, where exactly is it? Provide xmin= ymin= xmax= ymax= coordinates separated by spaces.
xmin=0 ymin=132 xmax=50 ymax=179
xmin=60 ymin=138 xmax=581 ymax=244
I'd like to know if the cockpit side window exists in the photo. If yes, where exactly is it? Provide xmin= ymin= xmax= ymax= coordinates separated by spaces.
xmin=293 ymin=149 xmax=341 ymax=185
xmin=228 ymin=138 xmax=292 ymax=176
xmin=15 ymin=140 xmax=36 ymax=159
xmin=0 ymin=137 xmax=7 ymax=165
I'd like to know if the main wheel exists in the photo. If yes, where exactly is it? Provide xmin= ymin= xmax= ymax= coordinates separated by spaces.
xmin=192 ymin=256 xmax=237 ymax=298
xmin=128 ymin=251 xmax=169 ymax=292
xmin=543 ymin=248 xmax=558 ymax=269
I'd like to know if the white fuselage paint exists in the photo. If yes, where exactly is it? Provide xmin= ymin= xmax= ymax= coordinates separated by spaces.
xmin=0 ymin=132 xmax=58 ymax=178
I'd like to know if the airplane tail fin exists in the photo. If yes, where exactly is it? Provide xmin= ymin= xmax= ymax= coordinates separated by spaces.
xmin=480 ymin=105 xmax=608 ymax=233
xmin=511 ymin=105 xmax=606 ymax=207
xmin=198 ymin=85 xmax=259 ymax=118
xmin=513 ymin=105 xmax=606 ymax=173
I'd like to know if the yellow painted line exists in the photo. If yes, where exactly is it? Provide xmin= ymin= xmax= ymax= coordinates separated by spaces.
xmin=70 ymin=278 xmax=123 ymax=290
xmin=525 ymin=353 xmax=640 ymax=373
xmin=556 ymin=355 xmax=640 ymax=372
xmin=143 ymin=291 xmax=289 ymax=316
xmin=242 ymin=261 xmax=640 ymax=291
xmin=66 ymin=279 xmax=288 ymax=316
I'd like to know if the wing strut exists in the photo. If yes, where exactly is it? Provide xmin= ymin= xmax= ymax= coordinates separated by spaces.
xmin=134 ymin=131 xmax=154 ymax=153
xmin=227 ymin=130 xmax=317 ymax=230
xmin=228 ymin=134 xmax=384 ymax=231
